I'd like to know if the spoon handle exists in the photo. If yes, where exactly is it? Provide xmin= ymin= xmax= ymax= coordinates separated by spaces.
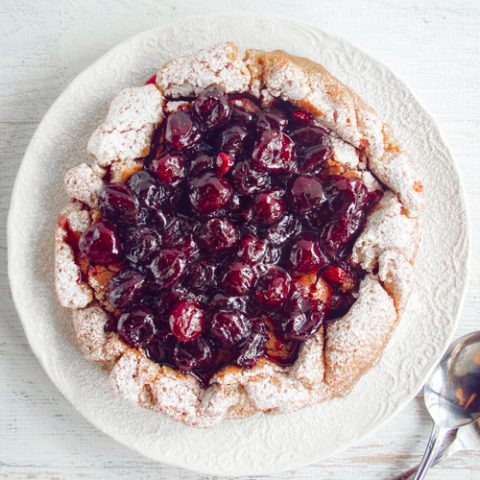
xmin=390 ymin=436 xmax=460 ymax=480
xmin=413 ymin=424 xmax=450 ymax=480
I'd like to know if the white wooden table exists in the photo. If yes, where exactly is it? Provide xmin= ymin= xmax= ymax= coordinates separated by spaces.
xmin=1 ymin=1 xmax=479 ymax=478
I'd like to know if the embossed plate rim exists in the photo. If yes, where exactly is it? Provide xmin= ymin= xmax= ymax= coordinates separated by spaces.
xmin=8 ymin=13 xmax=469 ymax=476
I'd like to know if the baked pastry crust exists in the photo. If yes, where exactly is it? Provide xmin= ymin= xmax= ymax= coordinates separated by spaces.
xmin=55 ymin=43 xmax=423 ymax=427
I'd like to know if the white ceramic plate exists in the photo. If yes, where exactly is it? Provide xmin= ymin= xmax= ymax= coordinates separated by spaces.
xmin=8 ymin=14 xmax=469 ymax=476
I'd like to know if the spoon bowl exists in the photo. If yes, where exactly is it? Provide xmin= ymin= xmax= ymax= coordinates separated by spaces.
xmin=414 ymin=331 xmax=480 ymax=480
xmin=424 ymin=331 xmax=480 ymax=428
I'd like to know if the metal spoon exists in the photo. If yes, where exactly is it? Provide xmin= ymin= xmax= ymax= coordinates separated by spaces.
xmin=392 ymin=420 xmax=480 ymax=480
xmin=413 ymin=331 xmax=480 ymax=479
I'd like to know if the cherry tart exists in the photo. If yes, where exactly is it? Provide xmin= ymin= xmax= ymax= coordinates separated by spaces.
xmin=56 ymin=43 xmax=423 ymax=427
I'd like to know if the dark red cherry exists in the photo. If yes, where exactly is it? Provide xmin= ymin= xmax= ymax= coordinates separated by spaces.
xmin=108 ymin=268 xmax=145 ymax=309
xmin=195 ymin=217 xmax=238 ymax=252
xmin=165 ymin=111 xmax=201 ymax=150
xmin=210 ymin=311 xmax=252 ymax=347
xmin=117 ymin=309 xmax=156 ymax=347
xmin=98 ymin=183 xmax=139 ymax=224
xmin=288 ymin=233 xmax=328 ymax=274
xmin=279 ymin=281 xmax=325 ymax=340
xmin=220 ymin=261 xmax=256 ymax=295
xmin=231 ymin=161 xmax=271 ymax=195
xmin=144 ymin=338 xmax=171 ymax=364
xmin=193 ymin=85 xmax=231 ymax=128
xmin=217 ymin=125 xmax=249 ymax=158
xmin=280 ymin=309 xmax=325 ymax=340
xmin=255 ymin=266 xmax=291 ymax=309
xmin=263 ymin=213 xmax=302 ymax=246
xmin=289 ymin=125 xmax=329 ymax=151
xmin=149 ymin=287 xmax=194 ymax=317
xmin=235 ymin=331 xmax=267 ymax=368
xmin=186 ymin=260 xmax=217 ymax=292
xmin=189 ymin=172 xmax=232 ymax=214
xmin=250 ymin=189 xmax=286 ymax=225
xmin=209 ymin=293 xmax=248 ymax=312
xmin=150 ymin=152 xmax=187 ymax=186
xmin=189 ymin=153 xmax=216 ymax=177
xmin=298 ymin=145 xmax=333 ymax=174
xmin=173 ymin=337 xmax=216 ymax=371
xmin=127 ymin=171 xmax=165 ymax=210
xmin=163 ymin=216 xmax=198 ymax=259
xmin=237 ymin=234 xmax=268 ymax=264
xmin=326 ymin=292 xmax=355 ymax=319
xmin=323 ymin=175 xmax=368 ymax=216
xmin=290 ymin=175 xmax=325 ymax=215
xmin=149 ymin=249 xmax=187 ymax=289
xmin=256 ymin=107 xmax=288 ymax=132
xmin=251 ymin=129 xmax=294 ymax=173
xmin=123 ymin=227 xmax=162 ymax=265
xmin=79 ymin=221 xmax=122 ymax=265
xmin=169 ymin=300 xmax=206 ymax=342
xmin=319 ymin=214 xmax=357 ymax=258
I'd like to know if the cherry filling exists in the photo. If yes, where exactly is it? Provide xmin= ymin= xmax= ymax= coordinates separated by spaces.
xmin=78 ymin=84 xmax=383 ymax=385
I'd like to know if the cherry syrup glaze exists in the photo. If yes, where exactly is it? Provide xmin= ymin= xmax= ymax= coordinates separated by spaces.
xmin=78 ymin=84 xmax=383 ymax=385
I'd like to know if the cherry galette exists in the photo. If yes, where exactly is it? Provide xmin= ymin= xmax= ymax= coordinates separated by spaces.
xmin=56 ymin=43 xmax=423 ymax=427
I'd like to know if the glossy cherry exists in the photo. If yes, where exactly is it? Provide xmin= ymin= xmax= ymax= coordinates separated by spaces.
xmin=251 ymin=129 xmax=294 ymax=173
xmin=189 ymin=172 xmax=232 ymax=214
xmin=150 ymin=151 xmax=187 ymax=186
xmin=108 ymin=268 xmax=145 ymax=309
xmin=288 ymin=233 xmax=328 ymax=274
xmin=79 ymin=221 xmax=122 ymax=265
xmin=231 ymin=160 xmax=271 ymax=195
xmin=173 ymin=337 xmax=216 ymax=371
xmin=98 ymin=183 xmax=139 ymax=224
xmin=149 ymin=249 xmax=187 ymax=289
xmin=117 ymin=309 xmax=156 ymax=348
xmin=193 ymin=85 xmax=231 ymax=129
xmin=220 ymin=261 xmax=256 ymax=295
xmin=255 ymin=266 xmax=291 ymax=309
xmin=169 ymin=300 xmax=206 ymax=342
xmin=195 ymin=217 xmax=238 ymax=252
xmin=250 ymin=189 xmax=286 ymax=225
xmin=210 ymin=310 xmax=252 ymax=347
xmin=290 ymin=175 xmax=325 ymax=215
xmin=165 ymin=111 xmax=201 ymax=150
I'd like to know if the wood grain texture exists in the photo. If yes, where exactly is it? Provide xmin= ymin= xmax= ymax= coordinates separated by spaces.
xmin=1 ymin=0 xmax=479 ymax=478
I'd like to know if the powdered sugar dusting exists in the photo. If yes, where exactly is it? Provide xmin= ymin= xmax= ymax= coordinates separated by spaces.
xmin=377 ymin=251 xmax=414 ymax=312
xmin=55 ymin=203 xmax=93 ymax=309
xmin=87 ymin=85 xmax=164 ymax=167
xmin=64 ymin=163 xmax=104 ymax=207
xmin=156 ymin=42 xmax=251 ymax=97
xmin=351 ymin=191 xmax=419 ymax=270
xmin=370 ymin=125 xmax=424 ymax=217
xmin=330 ymin=135 xmax=360 ymax=168
xmin=325 ymin=275 xmax=397 ymax=396
xmin=72 ymin=303 xmax=124 ymax=362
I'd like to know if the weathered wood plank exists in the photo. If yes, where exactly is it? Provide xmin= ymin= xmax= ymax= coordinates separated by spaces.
xmin=1 ymin=0 xmax=479 ymax=478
